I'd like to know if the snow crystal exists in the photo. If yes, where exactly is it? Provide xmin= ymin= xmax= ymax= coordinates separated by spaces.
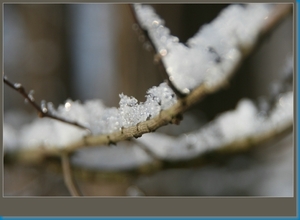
xmin=86 ymin=82 xmax=177 ymax=135
xmin=134 ymin=4 xmax=273 ymax=94
xmin=99 ymin=82 xmax=177 ymax=133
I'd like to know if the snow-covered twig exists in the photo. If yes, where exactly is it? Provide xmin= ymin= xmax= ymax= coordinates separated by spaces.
xmin=140 ymin=93 xmax=293 ymax=162
xmin=133 ymin=3 xmax=291 ymax=94
xmin=71 ymin=90 xmax=292 ymax=171
xmin=129 ymin=4 xmax=184 ymax=97
xmin=3 ymin=3 xmax=292 ymax=160
xmin=3 ymin=76 xmax=91 ymax=133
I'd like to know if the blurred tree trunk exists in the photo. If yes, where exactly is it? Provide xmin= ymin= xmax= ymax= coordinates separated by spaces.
xmin=4 ymin=4 xmax=71 ymax=111
xmin=116 ymin=5 xmax=163 ymax=103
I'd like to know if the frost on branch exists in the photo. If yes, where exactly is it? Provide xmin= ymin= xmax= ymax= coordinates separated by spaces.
xmin=134 ymin=4 xmax=273 ymax=94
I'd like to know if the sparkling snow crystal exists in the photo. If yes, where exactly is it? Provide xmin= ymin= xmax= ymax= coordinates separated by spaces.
xmin=134 ymin=4 xmax=273 ymax=94
xmin=4 ymin=82 xmax=177 ymax=150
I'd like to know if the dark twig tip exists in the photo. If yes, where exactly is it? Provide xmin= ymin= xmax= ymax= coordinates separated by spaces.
xmin=3 ymin=75 xmax=91 ymax=132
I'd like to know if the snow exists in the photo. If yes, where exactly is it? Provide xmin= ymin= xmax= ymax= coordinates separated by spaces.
xmin=19 ymin=118 xmax=86 ymax=149
xmin=137 ymin=92 xmax=293 ymax=161
xmin=134 ymin=3 xmax=273 ymax=94
xmin=66 ymin=87 xmax=293 ymax=170
xmin=4 ymin=82 xmax=177 ymax=150
xmin=3 ymin=3 xmax=292 ymax=169
xmin=69 ymin=91 xmax=293 ymax=169
xmin=216 ymin=99 xmax=260 ymax=143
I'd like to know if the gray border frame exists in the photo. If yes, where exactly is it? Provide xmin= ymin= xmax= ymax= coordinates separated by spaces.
xmin=0 ymin=0 xmax=297 ymax=216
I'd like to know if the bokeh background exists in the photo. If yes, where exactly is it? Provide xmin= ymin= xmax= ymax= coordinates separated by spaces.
xmin=3 ymin=4 xmax=293 ymax=196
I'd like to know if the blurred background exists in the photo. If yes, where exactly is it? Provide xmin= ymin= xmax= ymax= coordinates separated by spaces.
xmin=3 ymin=4 xmax=293 ymax=196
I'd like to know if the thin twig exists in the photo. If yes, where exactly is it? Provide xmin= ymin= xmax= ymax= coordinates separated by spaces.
xmin=3 ymin=76 xmax=91 ymax=133
xmin=61 ymin=153 xmax=82 ymax=196
xmin=261 ymin=4 xmax=292 ymax=36
xmin=129 ymin=4 xmax=186 ymax=98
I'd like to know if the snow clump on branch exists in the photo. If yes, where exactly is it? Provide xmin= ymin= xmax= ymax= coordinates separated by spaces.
xmin=5 ymin=82 xmax=177 ymax=150
xmin=134 ymin=3 xmax=273 ymax=94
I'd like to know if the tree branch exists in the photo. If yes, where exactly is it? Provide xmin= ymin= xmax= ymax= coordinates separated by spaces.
xmin=3 ymin=76 xmax=91 ymax=133
xmin=3 ymin=3 xmax=293 ymax=159
xmin=260 ymin=4 xmax=292 ymax=36
xmin=129 ymin=4 xmax=186 ymax=98
xmin=68 ymin=88 xmax=292 ymax=173
xmin=61 ymin=153 xmax=82 ymax=196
